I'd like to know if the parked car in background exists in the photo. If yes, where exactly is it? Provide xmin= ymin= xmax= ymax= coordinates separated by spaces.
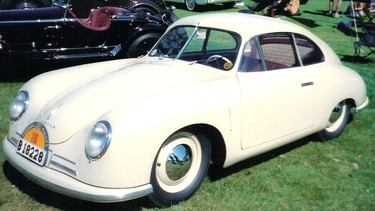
xmin=0 ymin=0 xmax=176 ymax=74
xmin=0 ymin=0 xmax=168 ymax=15
xmin=165 ymin=0 xmax=237 ymax=11
xmin=2 ymin=12 xmax=368 ymax=207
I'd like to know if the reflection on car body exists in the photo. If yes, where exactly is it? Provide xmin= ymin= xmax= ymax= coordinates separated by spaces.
xmin=0 ymin=0 xmax=169 ymax=15
xmin=2 ymin=12 xmax=369 ymax=207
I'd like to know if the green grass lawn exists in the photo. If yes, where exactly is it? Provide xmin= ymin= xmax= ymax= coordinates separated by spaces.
xmin=1 ymin=0 xmax=374 ymax=210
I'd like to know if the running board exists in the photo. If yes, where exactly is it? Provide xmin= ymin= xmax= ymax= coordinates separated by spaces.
xmin=52 ymin=44 xmax=122 ymax=60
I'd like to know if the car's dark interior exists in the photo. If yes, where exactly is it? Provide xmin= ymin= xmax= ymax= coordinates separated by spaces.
xmin=69 ymin=6 xmax=125 ymax=31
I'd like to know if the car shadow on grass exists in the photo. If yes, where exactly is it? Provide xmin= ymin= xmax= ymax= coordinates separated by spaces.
xmin=289 ymin=16 xmax=321 ymax=28
xmin=208 ymin=113 xmax=355 ymax=181
xmin=207 ymin=134 xmax=319 ymax=181
xmin=340 ymin=54 xmax=374 ymax=63
xmin=2 ymin=161 xmax=155 ymax=210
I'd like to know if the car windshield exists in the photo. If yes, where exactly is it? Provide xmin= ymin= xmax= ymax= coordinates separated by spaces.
xmin=149 ymin=25 xmax=241 ymax=70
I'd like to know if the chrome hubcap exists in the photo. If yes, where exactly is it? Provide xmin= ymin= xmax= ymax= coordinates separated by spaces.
xmin=165 ymin=144 xmax=192 ymax=180
xmin=326 ymin=101 xmax=346 ymax=132
xmin=155 ymin=132 xmax=202 ymax=193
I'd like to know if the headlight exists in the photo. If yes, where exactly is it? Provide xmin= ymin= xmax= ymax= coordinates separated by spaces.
xmin=10 ymin=91 xmax=29 ymax=121
xmin=85 ymin=121 xmax=112 ymax=160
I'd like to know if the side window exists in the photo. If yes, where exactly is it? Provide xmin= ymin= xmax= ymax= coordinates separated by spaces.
xmin=207 ymin=30 xmax=238 ymax=51
xmin=294 ymin=34 xmax=325 ymax=65
xmin=239 ymin=33 xmax=325 ymax=73
xmin=259 ymin=34 xmax=297 ymax=70
xmin=239 ymin=39 xmax=263 ymax=72
xmin=184 ymin=28 xmax=207 ymax=53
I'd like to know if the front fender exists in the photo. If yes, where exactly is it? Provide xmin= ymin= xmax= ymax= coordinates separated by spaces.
xmin=84 ymin=77 xmax=241 ymax=188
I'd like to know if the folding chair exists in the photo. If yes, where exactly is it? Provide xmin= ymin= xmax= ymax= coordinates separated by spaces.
xmin=359 ymin=0 xmax=375 ymax=23
xmin=354 ymin=22 xmax=375 ymax=61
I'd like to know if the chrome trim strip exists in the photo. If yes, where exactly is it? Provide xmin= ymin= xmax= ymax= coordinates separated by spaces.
xmin=356 ymin=96 xmax=369 ymax=112
xmin=8 ymin=136 xmax=18 ymax=146
xmin=52 ymin=153 xmax=76 ymax=165
xmin=49 ymin=160 xmax=77 ymax=177
xmin=0 ymin=18 xmax=76 ymax=25
xmin=301 ymin=81 xmax=314 ymax=87
xmin=16 ymin=132 xmax=23 ymax=138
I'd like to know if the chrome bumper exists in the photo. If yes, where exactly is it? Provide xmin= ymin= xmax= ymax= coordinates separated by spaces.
xmin=2 ymin=137 xmax=153 ymax=203
xmin=356 ymin=96 xmax=369 ymax=112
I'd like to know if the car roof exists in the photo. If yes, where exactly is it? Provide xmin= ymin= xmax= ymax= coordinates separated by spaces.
xmin=172 ymin=12 xmax=313 ymax=38
xmin=171 ymin=12 xmax=341 ymax=64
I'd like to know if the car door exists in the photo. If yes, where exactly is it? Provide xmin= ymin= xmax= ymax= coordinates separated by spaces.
xmin=238 ymin=33 xmax=320 ymax=149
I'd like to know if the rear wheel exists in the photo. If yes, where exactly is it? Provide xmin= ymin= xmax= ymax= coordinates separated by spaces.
xmin=0 ymin=0 xmax=50 ymax=9
xmin=149 ymin=131 xmax=211 ymax=207
xmin=318 ymin=100 xmax=350 ymax=141
xmin=126 ymin=33 xmax=162 ymax=58
xmin=132 ymin=5 xmax=160 ymax=15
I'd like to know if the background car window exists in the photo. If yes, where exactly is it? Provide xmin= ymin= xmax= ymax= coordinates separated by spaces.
xmin=294 ymin=34 xmax=325 ymax=66
xmin=259 ymin=34 xmax=297 ymax=70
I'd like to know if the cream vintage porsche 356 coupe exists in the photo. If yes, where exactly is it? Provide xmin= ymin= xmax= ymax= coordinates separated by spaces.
xmin=3 ymin=12 xmax=368 ymax=207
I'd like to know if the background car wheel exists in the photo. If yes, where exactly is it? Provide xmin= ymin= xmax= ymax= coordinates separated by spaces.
xmin=0 ymin=0 xmax=50 ymax=9
xmin=318 ymin=100 xmax=350 ymax=141
xmin=149 ymin=131 xmax=211 ymax=207
xmin=132 ymin=5 xmax=160 ymax=15
xmin=185 ymin=0 xmax=196 ymax=11
xmin=126 ymin=33 xmax=162 ymax=58
xmin=223 ymin=2 xmax=235 ymax=8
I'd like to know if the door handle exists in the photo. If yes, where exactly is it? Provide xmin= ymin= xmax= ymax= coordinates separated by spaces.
xmin=301 ymin=82 xmax=314 ymax=87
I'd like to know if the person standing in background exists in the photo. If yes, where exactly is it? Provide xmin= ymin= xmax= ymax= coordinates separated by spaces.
xmin=327 ymin=0 xmax=343 ymax=17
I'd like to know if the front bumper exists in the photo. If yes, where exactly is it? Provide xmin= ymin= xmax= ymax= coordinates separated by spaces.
xmin=2 ymin=137 xmax=153 ymax=202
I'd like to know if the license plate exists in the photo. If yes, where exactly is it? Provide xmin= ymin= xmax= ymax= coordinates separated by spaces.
xmin=17 ymin=122 xmax=49 ymax=166
xmin=17 ymin=139 xmax=46 ymax=166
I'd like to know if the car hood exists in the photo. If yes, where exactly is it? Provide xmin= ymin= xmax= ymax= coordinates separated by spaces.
xmin=33 ymin=58 xmax=227 ymax=144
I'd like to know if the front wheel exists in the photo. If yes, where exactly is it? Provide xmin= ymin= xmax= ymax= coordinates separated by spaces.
xmin=149 ymin=131 xmax=211 ymax=207
xmin=318 ymin=100 xmax=350 ymax=141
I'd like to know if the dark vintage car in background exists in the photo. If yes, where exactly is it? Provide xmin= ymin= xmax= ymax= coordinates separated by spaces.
xmin=0 ymin=0 xmax=168 ymax=15
xmin=0 ymin=0 xmax=177 ymax=80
